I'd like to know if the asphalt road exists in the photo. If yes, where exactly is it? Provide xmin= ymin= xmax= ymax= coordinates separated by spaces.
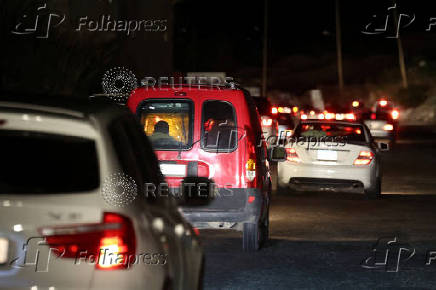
xmin=201 ymin=125 xmax=436 ymax=289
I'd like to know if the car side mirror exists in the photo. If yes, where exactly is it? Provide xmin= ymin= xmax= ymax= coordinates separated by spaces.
xmin=268 ymin=147 xmax=287 ymax=162
xmin=377 ymin=142 xmax=389 ymax=151
xmin=180 ymin=177 xmax=214 ymax=206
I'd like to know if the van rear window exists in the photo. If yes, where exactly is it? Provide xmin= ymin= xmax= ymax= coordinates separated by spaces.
xmin=202 ymin=100 xmax=237 ymax=152
xmin=138 ymin=100 xmax=193 ymax=150
xmin=0 ymin=130 xmax=99 ymax=194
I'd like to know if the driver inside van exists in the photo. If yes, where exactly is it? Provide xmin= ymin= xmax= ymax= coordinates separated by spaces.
xmin=149 ymin=120 xmax=178 ymax=145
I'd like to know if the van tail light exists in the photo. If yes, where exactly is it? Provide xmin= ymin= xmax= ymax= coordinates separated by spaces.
xmin=262 ymin=118 xmax=273 ymax=126
xmin=246 ymin=158 xmax=256 ymax=182
xmin=39 ymin=212 xmax=136 ymax=270
xmin=285 ymin=148 xmax=301 ymax=163
xmin=383 ymin=124 xmax=394 ymax=131
xmin=353 ymin=151 xmax=374 ymax=166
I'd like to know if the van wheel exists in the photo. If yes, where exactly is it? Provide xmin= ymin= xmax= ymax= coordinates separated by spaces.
xmin=365 ymin=177 xmax=381 ymax=199
xmin=243 ymin=222 xmax=260 ymax=251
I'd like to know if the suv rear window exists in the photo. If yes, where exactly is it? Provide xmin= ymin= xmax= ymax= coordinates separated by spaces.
xmin=202 ymin=100 xmax=237 ymax=152
xmin=0 ymin=131 xmax=99 ymax=194
xmin=294 ymin=122 xmax=367 ymax=143
xmin=138 ymin=100 xmax=193 ymax=150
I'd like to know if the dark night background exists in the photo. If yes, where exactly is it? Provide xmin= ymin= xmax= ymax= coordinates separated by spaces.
xmin=1 ymin=0 xmax=436 ymax=107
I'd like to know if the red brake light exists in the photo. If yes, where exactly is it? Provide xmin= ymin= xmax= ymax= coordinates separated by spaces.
xmin=354 ymin=151 xmax=374 ymax=166
xmin=40 ymin=212 xmax=136 ymax=270
xmin=370 ymin=113 xmax=376 ymax=120
xmin=285 ymin=148 xmax=301 ymax=163
xmin=271 ymin=107 xmax=278 ymax=114
xmin=248 ymin=196 xmax=256 ymax=203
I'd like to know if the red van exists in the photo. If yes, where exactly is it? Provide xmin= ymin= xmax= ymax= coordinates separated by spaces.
xmin=127 ymin=84 xmax=284 ymax=251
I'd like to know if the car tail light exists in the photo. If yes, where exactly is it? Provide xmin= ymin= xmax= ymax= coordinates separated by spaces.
xmin=262 ymin=118 xmax=273 ymax=126
xmin=352 ymin=101 xmax=360 ymax=107
xmin=292 ymin=106 xmax=299 ymax=114
xmin=391 ymin=109 xmax=399 ymax=120
xmin=192 ymin=227 xmax=200 ymax=236
xmin=383 ymin=124 xmax=394 ymax=131
xmin=271 ymin=107 xmax=278 ymax=114
xmin=379 ymin=100 xmax=388 ymax=107
xmin=285 ymin=148 xmax=301 ymax=163
xmin=353 ymin=151 xmax=374 ymax=166
xmin=301 ymin=114 xmax=308 ymax=120
xmin=317 ymin=113 xmax=325 ymax=120
xmin=335 ymin=113 xmax=344 ymax=120
xmin=345 ymin=113 xmax=356 ymax=120
xmin=40 ymin=212 xmax=136 ymax=270
xmin=246 ymin=158 xmax=256 ymax=182
xmin=370 ymin=113 xmax=376 ymax=120
xmin=325 ymin=113 xmax=335 ymax=120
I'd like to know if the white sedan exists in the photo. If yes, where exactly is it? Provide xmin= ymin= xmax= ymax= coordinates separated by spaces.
xmin=278 ymin=120 xmax=388 ymax=198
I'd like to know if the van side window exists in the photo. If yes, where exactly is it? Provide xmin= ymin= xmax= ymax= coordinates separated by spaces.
xmin=201 ymin=100 xmax=237 ymax=152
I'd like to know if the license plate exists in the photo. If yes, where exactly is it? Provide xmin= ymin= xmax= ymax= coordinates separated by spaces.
xmin=317 ymin=150 xmax=337 ymax=161
xmin=0 ymin=238 xmax=8 ymax=264
xmin=160 ymin=164 xmax=187 ymax=177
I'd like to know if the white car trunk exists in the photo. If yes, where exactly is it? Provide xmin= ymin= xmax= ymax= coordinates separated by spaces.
xmin=294 ymin=142 xmax=370 ymax=166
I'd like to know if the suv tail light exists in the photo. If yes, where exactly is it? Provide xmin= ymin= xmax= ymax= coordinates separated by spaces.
xmin=39 ymin=212 xmax=136 ymax=270
xmin=285 ymin=148 xmax=301 ymax=163
xmin=354 ymin=151 xmax=374 ymax=166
